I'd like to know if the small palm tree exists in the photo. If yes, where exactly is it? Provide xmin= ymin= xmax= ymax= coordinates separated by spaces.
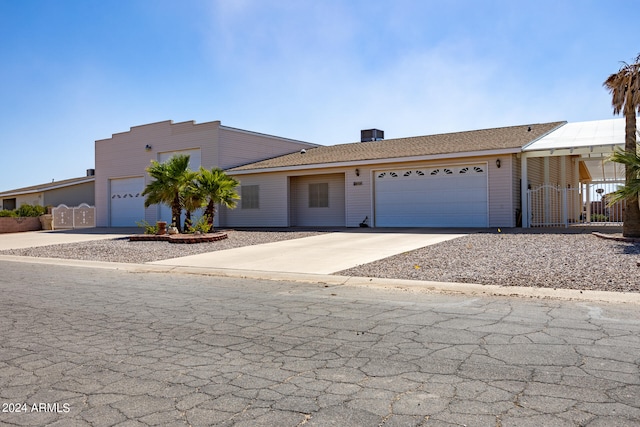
xmin=608 ymin=145 xmax=640 ymax=206
xmin=604 ymin=54 xmax=640 ymax=237
xmin=142 ymin=154 xmax=196 ymax=233
xmin=195 ymin=167 xmax=240 ymax=229
xmin=181 ymin=181 xmax=205 ymax=231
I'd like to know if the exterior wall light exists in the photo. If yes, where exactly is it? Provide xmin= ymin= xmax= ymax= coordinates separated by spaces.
xmin=145 ymin=144 xmax=152 ymax=151
xmin=355 ymin=168 xmax=360 ymax=176
xmin=496 ymin=159 xmax=501 ymax=168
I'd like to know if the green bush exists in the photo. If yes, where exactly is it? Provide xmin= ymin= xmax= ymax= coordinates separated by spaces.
xmin=135 ymin=219 xmax=159 ymax=235
xmin=185 ymin=216 xmax=212 ymax=234
xmin=15 ymin=204 xmax=47 ymax=217
xmin=0 ymin=204 xmax=46 ymax=217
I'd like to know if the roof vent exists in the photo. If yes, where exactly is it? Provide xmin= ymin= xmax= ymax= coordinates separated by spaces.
xmin=86 ymin=168 xmax=95 ymax=176
xmin=361 ymin=129 xmax=384 ymax=142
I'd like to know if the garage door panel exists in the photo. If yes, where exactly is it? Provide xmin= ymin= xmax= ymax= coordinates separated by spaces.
xmin=110 ymin=177 xmax=144 ymax=227
xmin=374 ymin=164 xmax=488 ymax=227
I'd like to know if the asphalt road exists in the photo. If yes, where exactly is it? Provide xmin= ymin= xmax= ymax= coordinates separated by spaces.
xmin=1 ymin=260 xmax=639 ymax=426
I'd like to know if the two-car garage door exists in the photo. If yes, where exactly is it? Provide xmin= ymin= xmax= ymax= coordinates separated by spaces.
xmin=374 ymin=164 xmax=488 ymax=227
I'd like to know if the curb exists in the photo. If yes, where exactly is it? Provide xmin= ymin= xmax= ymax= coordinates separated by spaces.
xmin=1 ymin=254 xmax=639 ymax=305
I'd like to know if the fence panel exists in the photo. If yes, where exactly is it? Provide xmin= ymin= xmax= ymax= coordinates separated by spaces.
xmin=52 ymin=204 xmax=74 ymax=229
xmin=527 ymin=183 xmax=624 ymax=227
xmin=52 ymin=204 xmax=95 ymax=229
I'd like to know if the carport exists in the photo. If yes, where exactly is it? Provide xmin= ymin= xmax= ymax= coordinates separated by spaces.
xmin=520 ymin=119 xmax=630 ymax=227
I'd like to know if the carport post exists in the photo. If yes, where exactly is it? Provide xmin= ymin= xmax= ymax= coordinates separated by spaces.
xmin=521 ymin=153 xmax=529 ymax=228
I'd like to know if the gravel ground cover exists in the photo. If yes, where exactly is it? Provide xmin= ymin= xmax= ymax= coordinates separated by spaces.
xmin=339 ymin=233 xmax=640 ymax=293
xmin=0 ymin=230 xmax=326 ymax=264
xmin=2 ymin=229 xmax=639 ymax=293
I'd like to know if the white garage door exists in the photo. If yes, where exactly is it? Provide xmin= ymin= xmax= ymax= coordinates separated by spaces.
xmin=374 ymin=164 xmax=488 ymax=227
xmin=110 ymin=177 xmax=145 ymax=227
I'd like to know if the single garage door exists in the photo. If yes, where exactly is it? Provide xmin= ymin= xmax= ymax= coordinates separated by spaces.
xmin=110 ymin=177 xmax=145 ymax=227
xmin=375 ymin=164 xmax=488 ymax=227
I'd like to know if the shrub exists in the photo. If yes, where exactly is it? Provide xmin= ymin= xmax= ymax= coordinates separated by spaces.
xmin=185 ymin=216 xmax=212 ymax=234
xmin=135 ymin=219 xmax=159 ymax=235
xmin=16 ymin=204 xmax=47 ymax=217
xmin=0 ymin=204 xmax=46 ymax=217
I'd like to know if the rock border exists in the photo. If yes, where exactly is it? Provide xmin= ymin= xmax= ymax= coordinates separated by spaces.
xmin=592 ymin=231 xmax=640 ymax=243
xmin=129 ymin=232 xmax=228 ymax=244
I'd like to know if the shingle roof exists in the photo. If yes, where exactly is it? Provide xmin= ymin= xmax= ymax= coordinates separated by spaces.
xmin=0 ymin=176 xmax=94 ymax=197
xmin=228 ymin=121 xmax=566 ymax=172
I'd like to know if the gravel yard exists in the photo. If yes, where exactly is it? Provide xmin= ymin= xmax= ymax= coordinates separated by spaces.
xmin=339 ymin=232 xmax=640 ymax=293
xmin=0 ymin=230 xmax=326 ymax=264
xmin=1 ymin=229 xmax=639 ymax=293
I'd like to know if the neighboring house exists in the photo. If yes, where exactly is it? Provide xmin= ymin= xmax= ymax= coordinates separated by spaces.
xmin=95 ymin=120 xmax=317 ymax=227
xmin=224 ymin=122 xmax=566 ymax=228
xmin=0 ymin=172 xmax=95 ymax=211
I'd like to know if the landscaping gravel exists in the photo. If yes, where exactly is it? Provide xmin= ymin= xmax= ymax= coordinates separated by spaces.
xmin=0 ymin=230 xmax=326 ymax=264
xmin=2 ymin=229 xmax=639 ymax=293
xmin=338 ymin=233 xmax=640 ymax=293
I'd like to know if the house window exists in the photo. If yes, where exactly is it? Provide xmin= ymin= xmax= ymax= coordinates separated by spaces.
xmin=241 ymin=185 xmax=259 ymax=209
xmin=309 ymin=183 xmax=329 ymax=208
xmin=2 ymin=198 xmax=16 ymax=211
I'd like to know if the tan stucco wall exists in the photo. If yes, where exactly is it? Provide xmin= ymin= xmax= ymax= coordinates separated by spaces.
xmin=43 ymin=182 xmax=94 ymax=207
xmin=226 ymin=153 xmax=519 ymax=228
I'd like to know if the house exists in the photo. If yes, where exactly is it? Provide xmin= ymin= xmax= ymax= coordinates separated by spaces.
xmin=90 ymin=117 xmax=634 ymax=229
xmin=0 ymin=171 xmax=95 ymax=211
xmin=223 ymin=122 xmax=568 ymax=228
xmin=95 ymin=120 xmax=317 ymax=227
xmin=221 ymin=118 xmax=634 ymax=229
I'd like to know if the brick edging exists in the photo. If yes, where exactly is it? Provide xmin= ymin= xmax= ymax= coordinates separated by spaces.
xmin=129 ymin=232 xmax=228 ymax=244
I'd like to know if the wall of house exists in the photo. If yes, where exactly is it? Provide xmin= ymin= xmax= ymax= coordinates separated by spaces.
xmin=222 ymin=174 xmax=290 ymax=227
xmin=95 ymin=120 xmax=315 ymax=227
xmin=95 ymin=120 xmax=221 ymax=226
xmin=44 ymin=182 xmax=95 ymax=207
xmin=17 ymin=193 xmax=44 ymax=207
xmin=226 ymin=153 xmax=518 ymax=228
xmin=290 ymin=173 xmax=345 ymax=226
xmin=218 ymin=127 xmax=317 ymax=170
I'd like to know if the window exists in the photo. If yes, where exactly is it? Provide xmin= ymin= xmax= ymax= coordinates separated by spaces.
xmin=2 ymin=198 xmax=16 ymax=210
xmin=241 ymin=185 xmax=259 ymax=209
xmin=309 ymin=183 xmax=329 ymax=208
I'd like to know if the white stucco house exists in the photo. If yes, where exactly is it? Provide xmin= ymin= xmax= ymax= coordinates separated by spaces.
xmin=94 ymin=117 xmax=633 ymax=229
xmin=94 ymin=120 xmax=317 ymax=227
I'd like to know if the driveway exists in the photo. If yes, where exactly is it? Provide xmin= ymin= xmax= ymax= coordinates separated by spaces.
xmin=150 ymin=230 xmax=466 ymax=274
xmin=0 ymin=228 xmax=137 ymax=250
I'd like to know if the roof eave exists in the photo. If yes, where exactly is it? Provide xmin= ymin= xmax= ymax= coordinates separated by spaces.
xmin=226 ymin=147 xmax=521 ymax=175
xmin=0 ymin=177 xmax=95 ymax=198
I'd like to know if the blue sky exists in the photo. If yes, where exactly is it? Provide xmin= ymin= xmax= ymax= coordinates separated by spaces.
xmin=1 ymin=0 xmax=639 ymax=191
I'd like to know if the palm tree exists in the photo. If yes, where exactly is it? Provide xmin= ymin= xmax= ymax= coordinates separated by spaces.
xmin=608 ymin=145 xmax=640 ymax=206
xmin=181 ymin=181 xmax=205 ymax=231
xmin=142 ymin=154 xmax=196 ymax=233
xmin=195 ymin=167 xmax=240 ymax=229
xmin=604 ymin=54 xmax=640 ymax=237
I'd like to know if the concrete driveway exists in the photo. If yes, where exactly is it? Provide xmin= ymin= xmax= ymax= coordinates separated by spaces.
xmin=150 ymin=230 xmax=466 ymax=274
xmin=0 ymin=228 xmax=137 ymax=250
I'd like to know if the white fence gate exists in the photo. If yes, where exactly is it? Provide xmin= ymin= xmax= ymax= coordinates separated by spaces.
xmin=527 ymin=183 xmax=624 ymax=227
xmin=52 ymin=203 xmax=95 ymax=229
